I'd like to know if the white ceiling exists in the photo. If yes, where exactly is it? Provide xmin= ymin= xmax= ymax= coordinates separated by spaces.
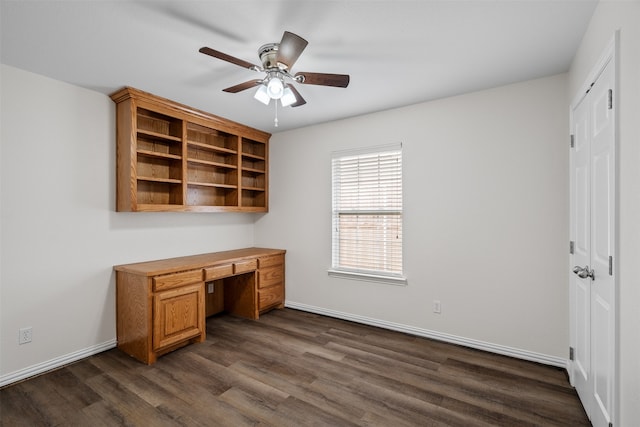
xmin=1 ymin=0 xmax=597 ymax=133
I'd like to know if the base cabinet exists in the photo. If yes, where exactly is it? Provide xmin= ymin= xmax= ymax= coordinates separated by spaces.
xmin=258 ymin=254 xmax=285 ymax=312
xmin=153 ymin=282 xmax=205 ymax=350
xmin=115 ymin=248 xmax=285 ymax=364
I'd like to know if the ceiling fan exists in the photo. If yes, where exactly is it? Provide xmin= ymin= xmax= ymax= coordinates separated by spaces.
xmin=199 ymin=31 xmax=350 ymax=113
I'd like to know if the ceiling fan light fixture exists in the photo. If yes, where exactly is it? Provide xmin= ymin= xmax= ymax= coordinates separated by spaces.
xmin=280 ymin=87 xmax=296 ymax=107
xmin=253 ymin=84 xmax=271 ymax=105
xmin=266 ymin=75 xmax=284 ymax=99
xmin=200 ymin=30 xmax=349 ymax=121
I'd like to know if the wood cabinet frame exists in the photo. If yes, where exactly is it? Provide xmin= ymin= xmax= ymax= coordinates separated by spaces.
xmin=111 ymin=87 xmax=271 ymax=212
xmin=115 ymin=248 xmax=285 ymax=364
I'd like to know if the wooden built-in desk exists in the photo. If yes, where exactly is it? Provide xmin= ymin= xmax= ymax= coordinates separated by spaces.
xmin=114 ymin=247 xmax=285 ymax=364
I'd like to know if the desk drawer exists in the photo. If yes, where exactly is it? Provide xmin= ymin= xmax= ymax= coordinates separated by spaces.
xmin=258 ymin=254 xmax=284 ymax=268
xmin=259 ymin=285 xmax=283 ymax=311
xmin=258 ymin=266 xmax=284 ymax=289
xmin=153 ymin=270 xmax=202 ymax=291
xmin=203 ymin=264 xmax=233 ymax=281
xmin=234 ymin=259 xmax=257 ymax=274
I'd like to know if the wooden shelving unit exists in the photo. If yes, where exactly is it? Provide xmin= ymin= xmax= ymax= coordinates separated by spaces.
xmin=111 ymin=87 xmax=270 ymax=212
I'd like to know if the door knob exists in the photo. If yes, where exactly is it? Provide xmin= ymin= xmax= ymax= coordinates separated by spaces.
xmin=572 ymin=265 xmax=595 ymax=280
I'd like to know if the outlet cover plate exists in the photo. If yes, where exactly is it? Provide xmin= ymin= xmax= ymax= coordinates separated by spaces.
xmin=19 ymin=327 xmax=32 ymax=344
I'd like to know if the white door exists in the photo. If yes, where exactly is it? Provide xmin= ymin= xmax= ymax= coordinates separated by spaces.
xmin=570 ymin=58 xmax=616 ymax=427
xmin=571 ymin=81 xmax=591 ymax=415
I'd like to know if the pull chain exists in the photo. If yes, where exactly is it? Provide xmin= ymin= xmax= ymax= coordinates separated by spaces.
xmin=274 ymin=99 xmax=279 ymax=127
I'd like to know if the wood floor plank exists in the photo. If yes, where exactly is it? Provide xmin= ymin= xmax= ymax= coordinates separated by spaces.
xmin=439 ymin=358 xmax=589 ymax=425
xmin=84 ymin=373 xmax=176 ymax=426
xmin=218 ymin=386 xmax=280 ymax=423
xmin=0 ymin=385 xmax=49 ymax=427
xmin=12 ymin=374 xmax=84 ymax=426
xmin=266 ymin=395 xmax=361 ymax=427
xmin=182 ymin=352 xmax=290 ymax=404
xmin=345 ymin=376 xmax=477 ymax=427
xmin=326 ymin=330 xmax=443 ymax=370
xmin=308 ymin=377 xmax=418 ymax=427
xmin=0 ymin=308 xmax=590 ymax=426
xmin=77 ymin=400 xmax=136 ymax=427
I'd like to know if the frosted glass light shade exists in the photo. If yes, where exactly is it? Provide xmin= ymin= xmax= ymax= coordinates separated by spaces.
xmin=266 ymin=77 xmax=284 ymax=99
xmin=280 ymin=87 xmax=296 ymax=107
xmin=254 ymin=85 xmax=270 ymax=105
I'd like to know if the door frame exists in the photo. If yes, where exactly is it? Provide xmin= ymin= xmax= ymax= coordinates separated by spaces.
xmin=568 ymin=31 xmax=618 ymax=425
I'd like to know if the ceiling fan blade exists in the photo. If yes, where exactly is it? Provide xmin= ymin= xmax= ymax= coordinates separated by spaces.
xmin=276 ymin=31 xmax=308 ymax=69
xmin=222 ymin=80 xmax=263 ymax=93
xmin=199 ymin=47 xmax=260 ymax=71
xmin=287 ymin=84 xmax=307 ymax=107
xmin=295 ymin=72 xmax=350 ymax=88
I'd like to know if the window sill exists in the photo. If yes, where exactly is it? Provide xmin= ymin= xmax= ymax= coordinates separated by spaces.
xmin=327 ymin=269 xmax=407 ymax=286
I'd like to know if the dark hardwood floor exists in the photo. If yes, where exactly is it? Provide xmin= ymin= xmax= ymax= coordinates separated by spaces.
xmin=1 ymin=308 xmax=590 ymax=426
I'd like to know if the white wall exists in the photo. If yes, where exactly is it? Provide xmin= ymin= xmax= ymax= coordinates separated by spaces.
xmin=568 ymin=1 xmax=640 ymax=424
xmin=255 ymin=74 xmax=569 ymax=362
xmin=0 ymin=65 xmax=257 ymax=384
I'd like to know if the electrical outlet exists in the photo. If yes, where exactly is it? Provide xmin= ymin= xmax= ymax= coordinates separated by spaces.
xmin=433 ymin=300 xmax=441 ymax=314
xmin=208 ymin=283 xmax=214 ymax=293
xmin=19 ymin=327 xmax=32 ymax=344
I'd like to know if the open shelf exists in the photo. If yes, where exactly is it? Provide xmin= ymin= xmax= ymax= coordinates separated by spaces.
xmin=137 ymin=149 xmax=181 ymax=161
xmin=242 ymin=158 xmax=266 ymax=172
xmin=241 ymin=170 xmax=266 ymax=190
xmin=138 ymin=129 xmax=181 ymax=143
xmin=137 ymin=108 xmax=183 ymax=140
xmin=188 ymin=141 xmax=236 ymax=154
xmin=187 ymin=185 xmax=238 ymax=207
xmin=138 ymin=176 xmax=182 ymax=184
xmin=188 ymin=182 xmax=237 ymax=189
xmin=137 ymin=132 xmax=182 ymax=158
xmin=239 ymin=137 xmax=267 ymax=209
xmin=187 ymin=123 xmax=237 ymax=151
xmin=136 ymin=152 xmax=182 ymax=182
xmin=241 ymin=189 xmax=267 ymax=208
xmin=242 ymin=137 xmax=266 ymax=158
xmin=187 ymin=145 xmax=237 ymax=167
xmin=112 ymin=87 xmax=270 ymax=212
xmin=187 ymin=162 xmax=238 ymax=188
xmin=137 ymin=180 xmax=183 ymax=205
xmin=187 ymin=158 xmax=237 ymax=169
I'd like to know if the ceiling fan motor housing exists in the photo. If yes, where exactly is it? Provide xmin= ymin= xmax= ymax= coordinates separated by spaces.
xmin=259 ymin=43 xmax=285 ymax=70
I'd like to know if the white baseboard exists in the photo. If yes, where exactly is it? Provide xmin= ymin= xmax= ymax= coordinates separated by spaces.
xmin=285 ymin=301 xmax=567 ymax=368
xmin=1 ymin=304 xmax=569 ymax=388
xmin=0 ymin=339 xmax=117 ymax=388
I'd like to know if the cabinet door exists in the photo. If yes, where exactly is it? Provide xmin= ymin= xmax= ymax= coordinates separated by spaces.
xmin=153 ymin=282 xmax=204 ymax=350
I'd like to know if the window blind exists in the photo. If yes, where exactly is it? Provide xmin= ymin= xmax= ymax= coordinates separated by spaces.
xmin=331 ymin=143 xmax=403 ymax=278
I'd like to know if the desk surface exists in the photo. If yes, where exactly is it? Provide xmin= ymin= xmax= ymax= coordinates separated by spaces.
xmin=114 ymin=247 xmax=285 ymax=276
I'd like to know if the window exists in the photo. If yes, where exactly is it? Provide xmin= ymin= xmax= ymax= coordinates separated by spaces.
xmin=329 ymin=143 xmax=405 ymax=285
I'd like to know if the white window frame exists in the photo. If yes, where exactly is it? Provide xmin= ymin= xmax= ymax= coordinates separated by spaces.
xmin=328 ymin=143 xmax=406 ymax=285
